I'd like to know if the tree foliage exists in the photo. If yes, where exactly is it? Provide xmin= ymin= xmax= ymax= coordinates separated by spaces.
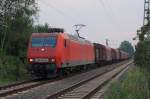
xmin=119 ymin=41 xmax=134 ymax=57
xmin=134 ymin=41 xmax=150 ymax=70
xmin=33 ymin=23 xmax=49 ymax=33
xmin=0 ymin=0 xmax=38 ymax=81
xmin=0 ymin=0 xmax=38 ymax=56
xmin=138 ymin=22 xmax=150 ymax=41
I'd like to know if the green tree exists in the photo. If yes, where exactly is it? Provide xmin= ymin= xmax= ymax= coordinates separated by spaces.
xmin=139 ymin=22 xmax=150 ymax=41
xmin=119 ymin=41 xmax=134 ymax=57
xmin=0 ymin=0 xmax=38 ymax=81
xmin=0 ymin=0 xmax=37 ymax=51
xmin=135 ymin=41 xmax=150 ymax=70
xmin=0 ymin=0 xmax=38 ymax=56
xmin=33 ymin=23 xmax=49 ymax=33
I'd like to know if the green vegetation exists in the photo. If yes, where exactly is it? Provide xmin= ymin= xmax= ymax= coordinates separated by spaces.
xmin=0 ymin=0 xmax=55 ymax=85
xmin=119 ymin=41 xmax=134 ymax=57
xmin=33 ymin=23 xmax=49 ymax=33
xmin=0 ymin=0 xmax=51 ymax=85
xmin=134 ymin=41 xmax=150 ymax=71
xmin=107 ymin=41 xmax=150 ymax=99
xmin=0 ymin=0 xmax=40 ymax=85
xmin=0 ymin=51 xmax=31 ymax=85
xmin=106 ymin=67 xmax=150 ymax=99
xmin=134 ymin=41 xmax=150 ymax=87
xmin=138 ymin=22 xmax=150 ymax=41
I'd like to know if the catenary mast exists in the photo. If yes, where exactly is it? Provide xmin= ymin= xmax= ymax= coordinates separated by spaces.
xmin=143 ymin=0 xmax=150 ymax=40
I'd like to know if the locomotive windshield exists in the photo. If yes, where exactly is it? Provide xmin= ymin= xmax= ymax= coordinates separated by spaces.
xmin=31 ymin=37 xmax=56 ymax=47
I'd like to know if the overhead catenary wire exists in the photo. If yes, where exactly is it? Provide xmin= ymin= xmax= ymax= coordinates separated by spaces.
xmin=37 ymin=0 xmax=79 ymax=25
xmin=99 ymin=0 xmax=120 ymax=28
xmin=38 ymin=0 xmax=120 ymax=29
xmin=105 ymin=0 xmax=122 ymax=29
xmin=97 ymin=0 xmax=121 ymax=32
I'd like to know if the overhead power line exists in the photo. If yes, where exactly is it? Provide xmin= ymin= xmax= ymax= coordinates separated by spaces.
xmin=39 ymin=0 xmax=78 ymax=24
xmin=97 ymin=0 xmax=121 ymax=31
xmin=105 ymin=0 xmax=122 ymax=28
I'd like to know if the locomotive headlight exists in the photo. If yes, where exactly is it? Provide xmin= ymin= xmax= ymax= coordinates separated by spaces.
xmin=51 ymin=58 xmax=55 ymax=62
xmin=29 ymin=58 xmax=34 ymax=62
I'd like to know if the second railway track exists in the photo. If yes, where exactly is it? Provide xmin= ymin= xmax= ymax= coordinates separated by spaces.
xmin=46 ymin=61 xmax=133 ymax=99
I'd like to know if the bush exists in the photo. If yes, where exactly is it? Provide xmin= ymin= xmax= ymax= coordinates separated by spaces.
xmin=134 ymin=41 xmax=150 ymax=71
xmin=134 ymin=41 xmax=150 ymax=85
xmin=106 ymin=67 xmax=150 ymax=99
xmin=0 ymin=55 xmax=29 ymax=82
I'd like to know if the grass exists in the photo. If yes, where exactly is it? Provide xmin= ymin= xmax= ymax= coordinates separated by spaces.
xmin=106 ymin=66 xmax=150 ymax=99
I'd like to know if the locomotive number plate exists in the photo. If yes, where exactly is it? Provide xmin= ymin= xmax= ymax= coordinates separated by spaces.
xmin=35 ymin=58 xmax=49 ymax=62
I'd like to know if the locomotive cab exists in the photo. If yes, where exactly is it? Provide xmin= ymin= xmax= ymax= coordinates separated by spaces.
xmin=28 ymin=35 xmax=57 ymax=62
xmin=27 ymin=29 xmax=65 ymax=77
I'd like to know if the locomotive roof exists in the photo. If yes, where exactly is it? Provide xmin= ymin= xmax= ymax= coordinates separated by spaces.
xmin=31 ymin=33 xmax=60 ymax=36
xmin=31 ymin=33 xmax=93 ymax=45
xmin=67 ymin=34 xmax=93 ymax=45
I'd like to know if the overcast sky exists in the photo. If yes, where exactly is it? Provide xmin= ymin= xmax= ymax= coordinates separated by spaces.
xmin=36 ymin=0 xmax=143 ymax=48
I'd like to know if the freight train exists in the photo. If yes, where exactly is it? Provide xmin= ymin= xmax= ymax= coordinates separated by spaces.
xmin=27 ymin=28 xmax=129 ymax=78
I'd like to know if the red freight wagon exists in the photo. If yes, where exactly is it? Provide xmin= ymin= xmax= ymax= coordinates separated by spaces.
xmin=115 ymin=49 xmax=120 ymax=61
xmin=105 ymin=46 xmax=112 ymax=62
xmin=111 ymin=48 xmax=116 ymax=61
xmin=119 ymin=50 xmax=128 ymax=60
xmin=94 ymin=43 xmax=112 ymax=65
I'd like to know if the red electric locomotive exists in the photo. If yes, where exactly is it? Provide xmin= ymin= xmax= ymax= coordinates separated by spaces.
xmin=27 ymin=28 xmax=95 ymax=77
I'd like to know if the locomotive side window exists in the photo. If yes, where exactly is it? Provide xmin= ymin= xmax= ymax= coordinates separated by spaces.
xmin=31 ymin=37 xmax=56 ymax=47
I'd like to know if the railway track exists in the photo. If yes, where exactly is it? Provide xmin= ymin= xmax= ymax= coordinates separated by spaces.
xmin=0 ymin=60 xmax=131 ymax=98
xmin=46 ymin=61 xmax=133 ymax=99
xmin=0 ymin=74 xmax=80 ymax=98
xmin=0 ymin=79 xmax=35 ymax=90
xmin=0 ymin=79 xmax=53 ymax=97
xmin=0 ymin=70 xmax=92 ymax=98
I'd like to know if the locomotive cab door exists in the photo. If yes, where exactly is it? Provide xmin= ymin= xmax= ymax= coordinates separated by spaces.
xmin=64 ymin=39 xmax=70 ymax=67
